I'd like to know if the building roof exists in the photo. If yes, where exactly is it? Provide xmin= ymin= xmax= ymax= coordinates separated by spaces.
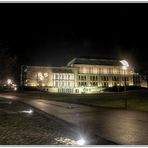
xmin=67 ymin=57 xmax=123 ymax=66
xmin=26 ymin=66 xmax=74 ymax=73
xmin=52 ymin=68 xmax=73 ymax=73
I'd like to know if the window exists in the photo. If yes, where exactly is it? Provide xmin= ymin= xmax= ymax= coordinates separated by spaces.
xmin=55 ymin=81 xmax=58 ymax=86
xmin=90 ymin=76 xmax=92 ymax=81
xmin=122 ymin=77 xmax=125 ymax=81
xmin=112 ymin=76 xmax=117 ymax=81
xmin=104 ymin=82 xmax=108 ymax=87
xmin=68 ymin=74 xmax=70 ymax=80
xmin=55 ymin=74 xmax=59 ymax=79
xmin=104 ymin=76 xmax=106 ymax=81
xmin=62 ymin=74 xmax=64 ymax=79
xmin=79 ymin=82 xmax=81 ymax=86
xmin=60 ymin=74 xmax=62 ymax=79
xmin=126 ymin=77 xmax=129 ymax=81
xmin=80 ymin=75 xmax=86 ymax=81
xmin=101 ymin=76 xmax=104 ymax=81
xmin=71 ymin=74 xmax=74 ymax=80
xmin=93 ymin=76 xmax=95 ymax=81
xmin=90 ymin=75 xmax=97 ymax=81
xmin=79 ymin=75 xmax=81 ymax=80
xmin=93 ymin=82 xmax=98 ymax=86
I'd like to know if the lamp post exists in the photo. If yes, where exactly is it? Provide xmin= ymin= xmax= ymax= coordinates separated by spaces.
xmin=20 ymin=65 xmax=24 ymax=91
xmin=120 ymin=60 xmax=129 ymax=109
xmin=123 ymin=67 xmax=127 ymax=109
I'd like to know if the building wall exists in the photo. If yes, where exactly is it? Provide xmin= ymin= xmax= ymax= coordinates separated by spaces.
xmin=25 ymin=66 xmax=53 ymax=87
xmin=24 ymin=66 xmax=77 ymax=93
xmin=23 ymin=60 xmax=141 ymax=94
xmin=71 ymin=64 xmax=134 ymax=88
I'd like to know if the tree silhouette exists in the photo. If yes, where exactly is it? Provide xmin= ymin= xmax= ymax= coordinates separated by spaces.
xmin=0 ymin=43 xmax=18 ymax=86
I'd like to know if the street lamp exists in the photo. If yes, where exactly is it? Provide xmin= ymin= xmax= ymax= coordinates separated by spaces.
xmin=120 ymin=60 xmax=129 ymax=109
xmin=6 ymin=79 xmax=12 ymax=90
xmin=7 ymin=79 xmax=12 ymax=85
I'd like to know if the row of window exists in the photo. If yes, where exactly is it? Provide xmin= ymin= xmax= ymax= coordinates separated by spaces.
xmin=90 ymin=82 xmax=98 ymax=86
xmin=54 ymin=81 xmax=74 ymax=87
xmin=58 ymin=88 xmax=73 ymax=93
xmin=78 ymin=82 xmax=130 ymax=87
xmin=79 ymin=82 xmax=87 ymax=86
xmin=78 ymin=75 xmax=130 ymax=81
xmin=90 ymin=76 xmax=97 ymax=81
xmin=79 ymin=75 xmax=87 ymax=80
xmin=79 ymin=67 xmax=131 ymax=75
xmin=79 ymin=76 xmax=98 ymax=81
xmin=102 ymin=82 xmax=129 ymax=87
xmin=53 ymin=73 xmax=74 ymax=80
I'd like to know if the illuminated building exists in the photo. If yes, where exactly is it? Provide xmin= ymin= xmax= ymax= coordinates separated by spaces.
xmin=22 ymin=57 xmax=141 ymax=94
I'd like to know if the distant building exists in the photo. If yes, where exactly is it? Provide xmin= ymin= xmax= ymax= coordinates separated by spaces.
xmin=21 ymin=57 xmax=142 ymax=94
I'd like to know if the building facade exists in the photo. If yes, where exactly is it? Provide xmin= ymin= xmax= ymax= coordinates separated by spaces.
xmin=22 ymin=57 xmax=141 ymax=94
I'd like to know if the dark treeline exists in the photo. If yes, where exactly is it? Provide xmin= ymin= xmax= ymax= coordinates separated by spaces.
xmin=0 ymin=41 xmax=28 ymax=86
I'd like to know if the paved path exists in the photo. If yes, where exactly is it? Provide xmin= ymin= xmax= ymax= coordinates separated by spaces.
xmin=1 ymin=94 xmax=148 ymax=145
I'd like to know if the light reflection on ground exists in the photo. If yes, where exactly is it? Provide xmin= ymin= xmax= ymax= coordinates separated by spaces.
xmin=54 ymin=137 xmax=77 ymax=145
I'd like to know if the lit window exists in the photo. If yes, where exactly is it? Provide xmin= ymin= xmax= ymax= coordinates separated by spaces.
xmin=71 ymin=74 xmax=74 ymax=80
xmin=55 ymin=82 xmax=58 ymax=86
xmin=68 ymin=74 xmax=70 ymax=80
xmin=56 ymin=74 xmax=59 ymax=79
xmin=62 ymin=82 xmax=64 ymax=86
xmin=90 ymin=76 xmax=92 ymax=81
xmin=62 ymin=74 xmax=64 ymax=79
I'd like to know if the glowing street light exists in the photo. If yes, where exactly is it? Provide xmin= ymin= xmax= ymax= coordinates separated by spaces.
xmin=77 ymin=138 xmax=85 ymax=145
xmin=120 ymin=60 xmax=129 ymax=109
xmin=7 ymin=79 xmax=12 ymax=85
xmin=120 ymin=60 xmax=129 ymax=69
xmin=14 ymin=87 xmax=17 ymax=91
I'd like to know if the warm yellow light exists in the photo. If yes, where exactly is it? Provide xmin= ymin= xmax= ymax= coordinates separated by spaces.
xmin=122 ymin=65 xmax=127 ymax=70
xmin=31 ymin=83 xmax=37 ymax=86
xmin=7 ymin=79 xmax=12 ymax=85
xmin=42 ymin=83 xmax=45 ymax=87
xmin=109 ymin=84 xmax=113 ymax=87
xmin=38 ymin=72 xmax=44 ymax=80
xmin=44 ymin=73 xmax=48 ymax=77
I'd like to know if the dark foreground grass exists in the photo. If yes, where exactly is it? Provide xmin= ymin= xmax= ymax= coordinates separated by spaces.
xmin=3 ymin=89 xmax=148 ymax=112
xmin=0 ymin=98 xmax=76 ymax=145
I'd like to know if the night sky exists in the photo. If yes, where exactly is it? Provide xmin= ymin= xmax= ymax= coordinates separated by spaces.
xmin=0 ymin=3 xmax=148 ymax=70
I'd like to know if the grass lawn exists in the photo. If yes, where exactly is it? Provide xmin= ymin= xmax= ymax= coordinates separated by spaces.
xmin=3 ymin=89 xmax=148 ymax=112
xmin=0 ymin=98 xmax=77 ymax=145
